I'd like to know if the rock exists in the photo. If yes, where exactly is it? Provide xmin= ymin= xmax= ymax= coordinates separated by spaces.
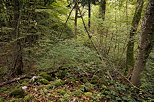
xmin=21 ymin=86 xmax=28 ymax=91
xmin=29 ymin=76 xmax=40 ymax=83
xmin=39 ymin=72 xmax=52 ymax=81
xmin=9 ymin=88 xmax=25 ymax=98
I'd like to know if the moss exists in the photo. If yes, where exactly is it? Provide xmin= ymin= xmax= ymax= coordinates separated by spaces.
xmin=54 ymin=79 xmax=63 ymax=87
xmin=90 ymin=75 xmax=99 ymax=84
xmin=22 ymin=82 xmax=30 ymax=86
xmin=39 ymin=72 xmax=52 ymax=81
xmin=24 ymin=94 xmax=33 ymax=101
xmin=0 ymin=97 xmax=4 ymax=102
xmin=80 ymin=85 xmax=90 ymax=92
xmin=9 ymin=88 xmax=25 ymax=98
xmin=58 ymin=98 xmax=65 ymax=102
xmin=84 ymin=92 xmax=93 ymax=98
xmin=39 ymin=79 xmax=50 ymax=85
xmin=58 ymin=71 xmax=67 ymax=78
xmin=46 ymin=84 xmax=54 ymax=89
xmin=57 ymin=89 xmax=66 ymax=95
xmin=73 ymin=89 xmax=82 ymax=97
xmin=8 ymin=99 xmax=20 ymax=102
xmin=64 ymin=78 xmax=76 ymax=85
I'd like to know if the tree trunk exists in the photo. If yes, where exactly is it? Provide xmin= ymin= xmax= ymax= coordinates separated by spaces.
xmin=74 ymin=3 xmax=78 ymax=38
xmin=99 ymin=0 xmax=106 ymax=55
xmin=10 ymin=1 xmax=23 ymax=76
xmin=131 ymin=0 xmax=154 ymax=86
xmin=99 ymin=0 xmax=106 ymax=20
xmin=126 ymin=0 xmax=144 ymax=77
xmin=88 ymin=0 xmax=91 ymax=30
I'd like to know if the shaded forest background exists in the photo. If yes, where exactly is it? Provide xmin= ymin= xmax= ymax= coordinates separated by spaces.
xmin=0 ymin=0 xmax=154 ymax=101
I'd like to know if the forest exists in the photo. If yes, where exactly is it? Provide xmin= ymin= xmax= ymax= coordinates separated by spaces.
xmin=0 ymin=0 xmax=154 ymax=101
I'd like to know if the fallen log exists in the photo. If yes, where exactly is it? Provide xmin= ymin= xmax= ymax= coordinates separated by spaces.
xmin=0 ymin=76 xmax=31 ymax=87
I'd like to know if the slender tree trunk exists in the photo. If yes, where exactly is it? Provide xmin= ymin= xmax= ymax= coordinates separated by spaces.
xmin=88 ymin=0 xmax=91 ymax=30
xmin=99 ymin=0 xmax=106 ymax=54
xmin=10 ymin=1 xmax=23 ymax=76
xmin=99 ymin=0 xmax=106 ymax=20
xmin=131 ymin=0 xmax=154 ymax=86
xmin=74 ymin=3 xmax=78 ymax=38
xmin=126 ymin=0 xmax=144 ymax=77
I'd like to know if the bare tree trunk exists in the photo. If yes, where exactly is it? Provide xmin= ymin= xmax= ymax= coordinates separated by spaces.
xmin=10 ymin=1 xmax=23 ymax=76
xmin=74 ymin=3 xmax=78 ymax=38
xmin=99 ymin=0 xmax=106 ymax=55
xmin=131 ymin=0 xmax=154 ymax=86
xmin=88 ymin=0 xmax=91 ymax=30
xmin=99 ymin=0 xmax=106 ymax=20
xmin=126 ymin=0 xmax=144 ymax=77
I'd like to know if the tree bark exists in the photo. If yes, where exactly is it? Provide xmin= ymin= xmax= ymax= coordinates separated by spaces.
xmin=74 ymin=2 xmax=78 ymax=38
xmin=126 ymin=0 xmax=144 ymax=77
xmin=88 ymin=0 xmax=91 ymax=30
xmin=10 ymin=1 xmax=24 ymax=76
xmin=99 ymin=0 xmax=106 ymax=20
xmin=0 ymin=76 xmax=31 ymax=87
xmin=99 ymin=0 xmax=106 ymax=55
xmin=131 ymin=0 xmax=154 ymax=86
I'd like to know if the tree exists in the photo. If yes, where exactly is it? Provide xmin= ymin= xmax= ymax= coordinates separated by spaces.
xmin=126 ymin=0 xmax=144 ymax=77
xmin=99 ymin=0 xmax=106 ymax=20
xmin=74 ymin=0 xmax=78 ymax=38
xmin=131 ymin=0 xmax=154 ymax=86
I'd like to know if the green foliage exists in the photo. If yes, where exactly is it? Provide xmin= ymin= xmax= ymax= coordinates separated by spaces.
xmin=73 ymin=89 xmax=83 ymax=97
xmin=39 ymin=79 xmax=50 ymax=85
xmin=39 ymin=72 xmax=52 ymax=81
xmin=24 ymin=94 xmax=33 ymax=101
xmin=80 ymin=85 xmax=90 ymax=92
xmin=9 ymin=88 xmax=25 ymax=98
xmin=140 ymin=53 xmax=154 ymax=100
xmin=36 ymin=40 xmax=104 ymax=76
xmin=84 ymin=92 xmax=93 ymax=98
xmin=54 ymin=79 xmax=63 ymax=87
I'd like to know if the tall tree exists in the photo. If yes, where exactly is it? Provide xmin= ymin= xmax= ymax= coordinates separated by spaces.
xmin=10 ymin=1 xmax=23 ymax=76
xmin=126 ymin=0 xmax=144 ymax=77
xmin=131 ymin=0 xmax=154 ymax=86
xmin=74 ymin=1 xmax=78 ymax=38
xmin=99 ymin=0 xmax=106 ymax=20
xmin=88 ymin=0 xmax=91 ymax=30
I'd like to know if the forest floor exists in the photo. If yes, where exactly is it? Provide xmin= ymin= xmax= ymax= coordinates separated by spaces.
xmin=0 ymin=68 xmax=153 ymax=102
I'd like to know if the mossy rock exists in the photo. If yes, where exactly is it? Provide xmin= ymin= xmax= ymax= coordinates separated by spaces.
xmin=9 ymin=88 xmax=25 ymax=98
xmin=84 ymin=92 xmax=93 ymax=98
xmin=39 ymin=79 xmax=50 ymax=85
xmin=54 ymin=79 xmax=63 ymax=87
xmin=39 ymin=72 xmax=52 ymax=81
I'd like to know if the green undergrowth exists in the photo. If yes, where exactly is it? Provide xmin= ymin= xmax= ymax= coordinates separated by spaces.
xmin=0 ymin=71 xmax=153 ymax=102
